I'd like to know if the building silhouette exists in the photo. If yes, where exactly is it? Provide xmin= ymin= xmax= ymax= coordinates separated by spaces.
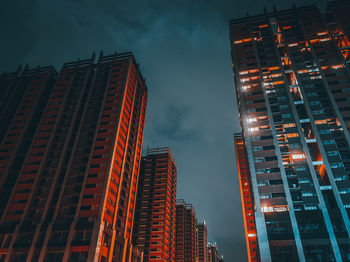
xmin=231 ymin=1 xmax=350 ymax=261
xmin=0 ymin=52 xmax=147 ymax=261
xmin=133 ymin=147 xmax=177 ymax=262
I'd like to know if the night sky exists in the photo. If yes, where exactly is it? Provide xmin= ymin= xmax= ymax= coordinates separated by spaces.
xmin=1 ymin=0 xmax=329 ymax=261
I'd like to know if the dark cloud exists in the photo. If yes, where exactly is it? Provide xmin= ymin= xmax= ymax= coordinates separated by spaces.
xmin=1 ymin=0 xmax=328 ymax=261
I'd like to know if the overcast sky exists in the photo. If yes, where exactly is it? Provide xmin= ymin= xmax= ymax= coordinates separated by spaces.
xmin=1 ymin=0 xmax=329 ymax=260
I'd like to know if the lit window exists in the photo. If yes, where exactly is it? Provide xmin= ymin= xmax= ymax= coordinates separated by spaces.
xmin=319 ymin=129 xmax=330 ymax=135
xmin=261 ymin=206 xmax=287 ymax=212
xmin=334 ymin=176 xmax=347 ymax=181
xmin=304 ymin=205 xmax=317 ymax=210
xmin=261 ymin=206 xmax=273 ymax=212
xmin=339 ymin=189 xmax=350 ymax=194
xmin=315 ymin=120 xmax=327 ymax=125
xmin=322 ymin=140 xmax=335 ymax=145
xmin=330 ymin=163 xmax=343 ymax=169
xmin=292 ymin=154 xmax=306 ymax=160
xmin=247 ymin=118 xmax=257 ymax=123
xmin=284 ymin=123 xmax=296 ymax=128
xmin=253 ymin=146 xmax=263 ymax=152
xmin=298 ymin=178 xmax=310 ymax=184
xmin=248 ymin=127 xmax=259 ymax=132
xmin=282 ymin=114 xmax=292 ymax=119
xmin=331 ymin=64 xmax=344 ymax=70
xmin=302 ymin=192 xmax=315 ymax=197
xmin=260 ymin=194 xmax=271 ymax=199
xmin=326 ymin=151 xmax=339 ymax=156
xmin=254 ymin=157 xmax=265 ymax=163
xmin=257 ymin=180 xmax=269 ymax=186
xmin=287 ymin=133 xmax=299 ymax=138
xmin=310 ymin=75 xmax=322 ymax=80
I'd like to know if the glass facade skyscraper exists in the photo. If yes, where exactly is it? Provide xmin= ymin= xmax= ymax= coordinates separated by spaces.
xmin=231 ymin=1 xmax=350 ymax=261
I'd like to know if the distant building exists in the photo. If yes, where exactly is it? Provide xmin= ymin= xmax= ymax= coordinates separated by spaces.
xmin=176 ymin=200 xmax=198 ymax=262
xmin=207 ymin=242 xmax=218 ymax=262
xmin=0 ymin=52 xmax=147 ymax=261
xmin=133 ymin=147 xmax=177 ymax=262
xmin=218 ymin=255 xmax=224 ymax=262
xmin=231 ymin=0 xmax=350 ymax=261
xmin=197 ymin=222 xmax=208 ymax=262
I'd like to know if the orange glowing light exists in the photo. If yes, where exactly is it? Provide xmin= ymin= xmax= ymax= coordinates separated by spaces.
xmin=315 ymin=120 xmax=327 ymax=125
xmin=234 ymin=38 xmax=253 ymax=44
xmin=331 ymin=64 xmax=344 ymax=69
xmin=287 ymin=133 xmax=299 ymax=138
xmin=284 ymin=123 xmax=296 ymax=128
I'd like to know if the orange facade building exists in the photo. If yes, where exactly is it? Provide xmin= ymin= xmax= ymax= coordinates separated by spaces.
xmin=0 ymin=52 xmax=147 ymax=261
xmin=197 ymin=222 xmax=208 ymax=262
xmin=176 ymin=200 xmax=198 ymax=262
xmin=133 ymin=147 xmax=177 ymax=262
xmin=234 ymin=134 xmax=258 ymax=262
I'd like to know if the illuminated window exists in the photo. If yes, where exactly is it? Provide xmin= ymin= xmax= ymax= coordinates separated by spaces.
xmin=315 ymin=119 xmax=327 ymax=125
xmin=331 ymin=64 xmax=344 ymax=70
xmin=254 ymin=157 xmax=265 ymax=163
xmin=339 ymin=189 xmax=350 ymax=194
xmin=292 ymin=154 xmax=306 ymax=160
xmin=302 ymin=192 xmax=315 ymax=197
xmin=282 ymin=114 xmax=292 ymax=119
xmin=260 ymin=194 xmax=271 ymax=199
xmin=319 ymin=129 xmax=330 ymax=135
xmin=326 ymin=151 xmax=339 ymax=156
xmin=261 ymin=206 xmax=273 ymax=212
xmin=253 ymin=146 xmax=263 ymax=152
xmin=284 ymin=123 xmax=296 ymax=128
xmin=257 ymin=180 xmax=269 ymax=186
xmin=304 ymin=205 xmax=317 ymax=210
xmin=247 ymin=118 xmax=257 ymax=123
xmin=287 ymin=133 xmax=299 ymax=138
xmin=334 ymin=176 xmax=347 ymax=181
xmin=295 ymin=166 xmax=307 ymax=172
xmin=330 ymin=163 xmax=343 ymax=169
xmin=322 ymin=140 xmax=335 ymax=145
xmin=248 ymin=127 xmax=259 ymax=132
xmin=298 ymin=178 xmax=310 ymax=184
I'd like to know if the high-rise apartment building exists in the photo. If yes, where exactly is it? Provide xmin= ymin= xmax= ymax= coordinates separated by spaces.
xmin=197 ymin=222 xmax=208 ymax=262
xmin=231 ymin=1 xmax=350 ymax=261
xmin=0 ymin=52 xmax=147 ymax=262
xmin=176 ymin=200 xmax=198 ymax=262
xmin=133 ymin=147 xmax=177 ymax=262
xmin=207 ymin=243 xmax=218 ymax=262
